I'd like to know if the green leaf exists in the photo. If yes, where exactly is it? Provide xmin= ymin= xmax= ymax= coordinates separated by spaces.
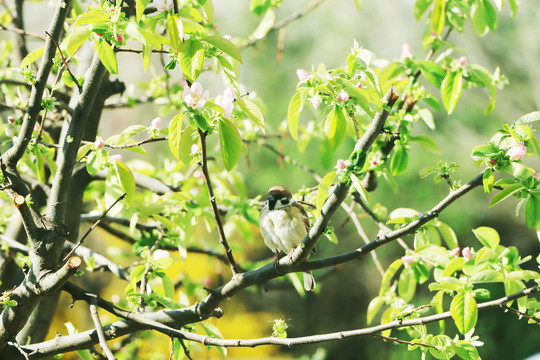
xmin=483 ymin=167 xmax=494 ymax=193
xmin=451 ymin=292 xmax=478 ymax=334
xmin=219 ymin=118 xmax=242 ymax=171
xmin=482 ymin=0 xmax=497 ymax=31
xmin=398 ymin=266 xmax=417 ymax=302
xmin=115 ymin=161 xmax=135 ymax=206
xmin=489 ymin=183 xmax=525 ymax=207
xmin=418 ymin=108 xmax=435 ymax=130
xmin=21 ymin=46 xmax=44 ymax=68
xmin=470 ymin=269 xmax=504 ymax=282
xmin=471 ymin=2 xmax=489 ymax=36
xmin=167 ymin=14 xmax=183 ymax=53
xmin=203 ymin=35 xmax=242 ymax=63
xmin=508 ymin=0 xmax=518 ymax=17
xmin=418 ymin=60 xmax=446 ymax=88
xmin=351 ymin=173 xmax=369 ymax=204
xmin=250 ymin=8 xmax=275 ymax=40
xmin=65 ymin=27 xmax=92 ymax=56
xmin=436 ymin=222 xmax=459 ymax=249
xmin=431 ymin=0 xmax=445 ymax=35
xmin=73 ymin=11 xmax=109 ymax=26
xmin=511 ymin=162 xmax=535 ymax=180
xmin=96 ymin=39 xmax=118 ymax=74
xmin=326 ymin=107 xmax=346 ymax=152
xmin=410 ymin=135 xmax=440 ymax=153
xmin=472 ymin=226 xmax=499 ymax=249
xmin=135 ymin=0 xmax=150 ymax=22
xmin=366 ymin=296 xmax=384 ymax=324
xmin=525 ymin=195 xmax=540 ymax=227
xmin=316 ymin=171 xmax=336 ymax=213
xmin=441 ymin=71 xmax=463 ymax=114
xmin=178 ymin=7 xmax=203 ymax=21
xmin=105 ymin=167 xmax=125 ymax=216
xmin=161 ymin=274 xmax=175 ymax=299
xmin=142 ymin=44 xmax=152 ymax=71
xmin=442 ymin=257 xmax=465 ymax=277
xmin=390 ymin=146 xmax=408 ymax=175
xmin=236 ymin=98 xmax=264 ymax=130
xmin=287 ymin=91 xmax=303 ymax=141
xmin=168 ymin=114 xmax=183 ymax=161
xmin=179 ymin=39 xmax=204 ymax=82
xmin=414 ymin=0 xmax=434 ymax=20
xmin=201 ymin=0 xmax=214 ymax=22
xmin=379 ymin=259 xmax=402 ymax=297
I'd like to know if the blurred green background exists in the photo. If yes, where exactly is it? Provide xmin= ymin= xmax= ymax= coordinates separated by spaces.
xmin=12 ymin=0 xmax=540 ymax=358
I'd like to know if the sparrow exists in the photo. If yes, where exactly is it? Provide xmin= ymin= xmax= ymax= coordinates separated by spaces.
xmin=259 ymin=186 xmax=316 ymax=291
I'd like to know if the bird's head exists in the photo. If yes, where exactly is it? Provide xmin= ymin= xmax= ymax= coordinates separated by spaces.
xmin=266 ymin=186 xmax=293 ymax=210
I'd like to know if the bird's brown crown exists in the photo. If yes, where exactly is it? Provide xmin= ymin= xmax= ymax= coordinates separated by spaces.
xmin=267 ymin=186 xmax=292 ymax=199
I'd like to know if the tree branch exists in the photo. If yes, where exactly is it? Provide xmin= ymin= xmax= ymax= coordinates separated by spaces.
xmin=10 ymin=285 xmax=537 ymax=358
xmin=198 ymin=129 xmax=241 ymax=275
xmin=88 ymin=299 xmax=116 ymax=360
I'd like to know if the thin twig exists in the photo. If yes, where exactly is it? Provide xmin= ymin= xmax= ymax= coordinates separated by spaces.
xmin=341 ymin=201 xmax=384 ymax=277
xmin=114 ymin=48 xmax=168 ymax=54
xmin=81 ymin=136 xmax=167 ymax=149
xmin=89 ymin=299 xmax=116 ymax=360
xmin=0 ymin=24 xmax=46 ymax=40
xmin=260 ymin=141 xmax=322 ymax=182
xmin=245 ymin=0 xmax=328 ymax=47
xmin=138 ymin=236 xmax=162 ymax=311
xmin=500 ymin=304 xmax=540 ymax=325
xmin=372 ymin=333 xmax=438 ymax=349
xmin=198 ymin=129 xmax=241 ymax=275
xmin=62 ymin=193 xmax=126 ymax=263
xmin=45 ymin=31 xmax=82 ymax=92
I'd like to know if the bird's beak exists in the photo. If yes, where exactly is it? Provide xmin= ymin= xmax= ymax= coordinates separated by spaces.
xmin=267 ymin=194 xmax=277 ymax=210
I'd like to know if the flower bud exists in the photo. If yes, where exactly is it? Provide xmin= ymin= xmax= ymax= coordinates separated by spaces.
xmin=401 ymin=43 xmax=413 ymax=58
xmin=296 ymin=69 xmax=309 ymax=82
xmin=337 ymin=90 xmax=349 ymax=102
xmin=335 ymin=159 xmax=347 ymax=170
xmin=152 ymin=249 xmax=170 ymax=261
xmin=151 ymin=117 xmax=162 ymax=129
xmin=462 ymin=247 xmax=473 ymax=260
xmin=450 ymin=247 xmax=460 ymax=257
xmin=94 ymin=138 xmax=104 ymax=149
xmin=401 ymin=255 xmax=414 ymax=266
xmin=110 ymin=154 xmax=122 ymax=162
xmin=507 ymin=142 xmax=527 ymax=160
xmin=458 ymin=56 xmax=467 ymax=66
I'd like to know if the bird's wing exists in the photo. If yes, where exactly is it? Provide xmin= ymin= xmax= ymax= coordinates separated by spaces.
xmin=292 ymin=203 xmax=310 ymax=231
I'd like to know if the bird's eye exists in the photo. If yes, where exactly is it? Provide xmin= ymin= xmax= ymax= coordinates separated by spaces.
xmin=280 ymin=197 xmax=289 ymax=205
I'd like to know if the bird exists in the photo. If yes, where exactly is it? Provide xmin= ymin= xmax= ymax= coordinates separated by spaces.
xmin=259 ymin=186 xmax=316 ymax=291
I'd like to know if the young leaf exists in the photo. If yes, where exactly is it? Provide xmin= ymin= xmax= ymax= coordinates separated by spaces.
xmin=350 ymin=173 xmax=369 ymax=204
xmin=179 ymin=39 xmax=204 ymax=82
xmin=73 ymin=11 xmax=109 ymax=26
xmin=366 ymin=296 xmax=384 ymax=324
xmin=219 ymin=118 xmax=242 ymax=171
xmin=235 ymin=98 xmax=264 ymax=131
xmin=525 ymin=195 xmax=540 ymax=228
xmin=489 ymin=183 xmax=525 ymax=207
xmin=379 ymin=259 xmax=403 ymax=297
xmin=326 ymin=107 xmax=346 ymax=152
xmin=96 ymin=39 xmax=118 ymax=74
xmin=66 ymin=27 xmax=92 ymax=56
xmin=418 ymin=60 xmax=446 ymax=88
xmin=483 ymin=0 xmax=498 ymax=31
xmin=287 ymin=91 xmax=303 ymax=141
xmin=390 ymin=146 xmax=408 ymax=175
xmin=471 ymin=2 xmax=489 ymax=36
xmin=203 ymin=35 xmax=242 ymax=63
xmin=436 ymin=222 xmax=459 ymax=249
xmin=472 ymin=226 xmax=500 ymax=249
xmin=21 ymin=46 xmax=44 ymax=68
xmin=168 ymin=114 xmax=183 ymax=161
xmin=250 ymin=8 xmax=275 ymax=40
xmin=431 ymin=0 xmax=445 ymax=35
xmin=115 ymin=160 xmax=136 ymax=206
xmin=316 ymin=171 xmax=336 ymax=213
xmin=414 ymin=0 xmax=434 ymax=20
xmin=483 ymin=167 xmax=494 ymax=193
xmin=167 ymin=14 xmax=183 ymax=53
xmin=451 ymin=292 xmax=478 ymax=334
xmin=441 ymin=71 xmax=463 ymax=114
xmin=398 ymin=266 xmax=417 ymax=302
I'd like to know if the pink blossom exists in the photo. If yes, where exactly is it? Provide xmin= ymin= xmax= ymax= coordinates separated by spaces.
xmin=215 ymin=87 xmax=235 ymax=117
xmin=534 ymin=173 xmax=540 ymax=181
xmin=110 ymin=154 xmax=122 ymax=162
xmin=326 ymin=72 xmax=333 ymax=81
xmin=431 ymin=32 xmax=438 ymax=38
xmin=7 ymin=116 xmax=15 ymax=124
xmin=507 ymin=142 xmax=527 ymax=160
xmin=153 ymin=249 xmax=170 ymax=261
xmin=402 ymin=43 xmax=413 ymax=58
xmin=94 ymin=138 xmax=104 ymax=149
xmin=458 ymin=56 xmax=467 ymax=66
xmin=335 ymin=159 xmax=347 ymax=170
xmin=150 ymin=117 xmax=162 ymax=129
xmin=190 ymin=144 xmax=199 ymax=155
xmin=337 ymin=90 xmax=349 ymax=102
xmin=183 ymin=82 xmax=209 ymax=109
xmin=296 ymin=69 xmax=309 ymax=82
xmin=462 ymin=247 xmax=473 ymax=260
xmin=223 ymin=35 xmax=232 ymax=41
xmin=310 ymin=94 xmax=322 ymax=109
xmin=33 ymin=123 xmax=40 ymax=131
xmin=355 ymin=82 xmax=363 ymax=89
xmin=450 ymin=247 xmax=460 ymax=257
xmin=401 ymin=255 xmax=414 ymax=266
xmin=153 ymin=0 xmax=173 ymax=12
xmin=116 ymin=34 xmax=124 ymax=42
